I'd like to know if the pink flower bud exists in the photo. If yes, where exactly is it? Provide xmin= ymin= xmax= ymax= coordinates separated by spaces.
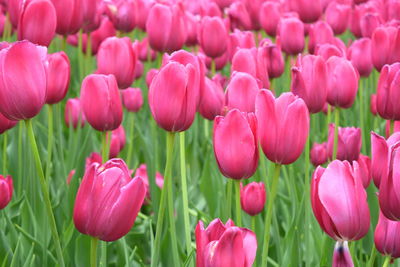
xmin=121 ymin=88 xmax=143 ymax=113
xmin=50 ymin=0 xmax=83 ymax=35
xmin=198 ymin=16 xmax=228 ymax=58
xmin=325 ymin=2 xmax=351 ymax=35
xmin=327 ymin=124 xmax=361 ymax=161
xmin=371 ymin=26 xmax=400 ymax=71
xmin=225 ymin=72 xmax=260 ymax=113
xmin=278 ymin=17 xmax=305 ymax=55
xmin=259 ymin=2 xmax=282 ymax=36
xmin=376 ymin=63 xmax=400 ymax=120
xmin=134 ymin=164 xmax=163 ymax=201
xmin=64 ymin=98 xmax=86 ymax=129
xmin=310 ymin=142 xmax=328 ymax=167
xmin=0 ymin=175 xmax=13 ymax=209
xmin=45 ymin=51 xmax=70 ymax=104
xmin=106 ymin=0 xmax=136 ymax=33
xmin=240 ymin=182 xmax=266 ymax=216
xmin=199 ymin=76 xmax=224 ymax=120
xmin=308 ymin=21 xmax=334 ymax=55
xmin=347 ymin=38 xmax=373 ymax=77
xmin=288 ymin=0 xmax=323 ymax=23
xmin=375 ymin=211 xmax=400 ymax=258
xmin=0 ymin=113 xmax=18 ymax=134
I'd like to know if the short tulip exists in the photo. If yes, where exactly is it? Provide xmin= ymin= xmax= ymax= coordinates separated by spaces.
xmin=198 ymin=16 xmax=228 ymax=58
xmin=327 ymin=124 xmax=361 ymax=161
xmin=240 ymin=182 xmax=266 ymax=216
xmin=376 ymin=63 xmax=400 ymax=120
xmin=45 ymin=51 xmax=70 ymax=104
xmin=109 ymin=125 xmax=126 ymax=158
xmin=0 ymin=175 xmax=13 ymax=209
xmin=325 ymin=2 xmax=351 ymax=35
xmin=310 ymin=142 xmax=328 ymax=167
xmin=106 ymin=0 xmax=136 ymax=33
xmin=371 ymin=26 xmax=400 ymax=71
xmin=121 ymin=88 xmax=143 ymax=113
xmin=288 ymin=0 xmax=322 ymax=23
xmin=278 ymin=17 xmax=305 ymax=55
xmin=198 ymin=76 xmax=224 ymax=120
xmin=134 ymin=164 xmax=164 ymax=200
xmin=308 ymin=21 xmax=334 ymax=55
xmin=260 ymin=41 xmax=284 ymax=79
xmin=225 ymin=72 xmax=260 ymax=113
xmin=374 ymin=211 xmax=400 ymax=258
xmin=64 ymin=98 xmax=86 ymax=129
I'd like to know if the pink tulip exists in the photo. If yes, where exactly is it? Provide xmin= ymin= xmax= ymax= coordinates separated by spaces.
xmin=370 ymin=93 xmax=377 ymax=116
xmin=0 ymin=41 xmax=47 ymax=121
xmin=134 ymin=60 xmax=143 ymax=80
xmin=347 ymin=38 xmax=373 ymax=77
xmin=109 ymin=125 xmax=126 ymax=158
xmin=260 ymin=41 xmax=284 ymax=79
xmin=0 ymin=113 xmax=18 ymax=134
xmin=80 ymin=74 xmax=123 ymax=132
xmin=97 ymin=37 xmax=136 ymax=89
xmin=278 ymin=17 xmax=305 ymax=55
xmin=332 ymin=242 xmax=354 ymax=267
xmin=0 ymin=175 xmax=13 ymax=209
xmin=259 ymin=1 xmax=282 ymax=36
xmin=288 ymin=0 xmax=322 ymax=23
xmin=256 ymin=90 xmax=309 ymax=165
xmin=8 ymin=0 xmax=21 ymax=29
xmin=50 ymin=0 xmax=83 ymax=35
xmin=374 ymin=211 xmax=400 ymax=258
xmin=311 ymin=160 xmax=370 ymax=240
xmin=64 ymin=98 xmax=86 ymax=129
xmin=198 ymin=16 xmax=228 ymax=59
xmin=371 ymin=26 xmax=400 ymax=71
xmin=291 ymin=55 xmax=328 ymax=113
xmin=315 ymin=43 xmax=343 ymax=61
xmin=240 ymin=182 xmax=266 ymax=216
xmin=308 ymin=21 xmax=334 ymax=55
xmin=45 ymin=51 xmax=70 ymax=104
xmin=121 ymin=88 xmax=143 ymax=113
xmin=325 ymin=2 xmax=351 ymax=35
xmin=225 ymin=72 xmax=260 ymax=113
xmin=228 ymin=30 xmax=256 ymax=61
xmin=227 ymin=1 xmax=252 ymax=30
xmin=212 ymin=0 xmax=234 ymax=9
xmin=213 ymin=109 xmax=258 ymax=180
xmin=310 ymin=142 xmax=328 ymax=167
xmin=133 ymin=38 xmax=157 ymax=62
xmin=327 ymin=124 xmax=361 ymax=161
xmin=200 ymin=1 xmax=221 ymax=18
xmin=134 ymin=164 xmax=164 ymax=200
xmin=185 ymin=12 xmax=199 ymax=47
xmin=135 ymin=0 xmax=154 ymax=31
xmin=360 ymin=12 xmax=382 ymax=38
xmin=357 ymin=154 xmax=371 ymax=188
xmin=376 ymin=63 xmax=400 ymax=120
xmin=85 ymin=152 xmax=102 ymax=171
xmin=195 ymin=218 xmax=257 ymax=267
xmin=385 ymin=120 xmax=400 ymax=139
xmin=326 ymin=56 xmax=359 ymax=108
xmin=81 ymin=0 xmax=100 ymax=32
xmin=73 ymin=159 xmax=146 ymax=241
xmin=17 ymin=0 xmax=57 ymax=46
xmin=199 ymin=76 xmax=224 ymax=120
xmin=149 ymin=61 xmax=197 ymax=132
xmin=146 ymin=68 xmax=158 ymax=88
xmin=106 ymin=0 xmax=136 ymax=33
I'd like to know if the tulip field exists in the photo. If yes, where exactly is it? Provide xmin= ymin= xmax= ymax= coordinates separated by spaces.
xmin=2 ymin=0 xmax=400 ymax=266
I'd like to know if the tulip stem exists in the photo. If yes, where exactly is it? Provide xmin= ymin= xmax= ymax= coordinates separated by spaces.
xmin=390 ymin=120 xmax=394 ymax=136
xmin=211 ymin=58 xmax=216 ymax=77
xmin=359 ymin=81 xmax=365 ymax=154
xmin=25 ymin=119 xmax=65 ymax=267
xmin=101 ymin=132 xmax=110 ymax=163
xmin=367 ymin=246 xmax=377 ymax=267
xmin=2 ymin=131 xmax=7 ymax=173
xmin=45 ymin=105 xmax=54 ymax=181
xmin=78 ymin=30 xmax=84 ymax=81
xmin=333 ymin=107 xmax=340 ymax=160
xmin=90 ymin=237 xmax=98 ymax=267
xmin=251 ymin=216 xmax=256 ymax=234
xmin=204 ymin=119 xmax=209 ymax=139
xmin=383 ymin=256 xmax=391 ymax=267
xmin=261 ymin=163 xmax=281 ymax=267
xmin=86 ymin=33 xmax=92 ymax=74
xmin=179 ymin=132 xmax=192 ymax=261
xmin=226 ymin=179 xmax=233 ymax=220
xmin=235 ymin=180 xmax=242 ymax=226
xmin=326 ymin=104 xmax=331 ymax=139
xmin=304 ymin=132 xmax=311 ymax=267
xmin=126 ymin=113 xmax=135 ymax=168
xmin=18 ymin=123 xmax=22 ymax=193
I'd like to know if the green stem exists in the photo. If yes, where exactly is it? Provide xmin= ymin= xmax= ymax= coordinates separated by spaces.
xmin=203 ymin=119 xmax=209 ymax=139
xmin=367 ymin=241 xmax=377 ymax=267
xmin=45 ymin=105 xmax=54 ymax=181
xmin=383 ymin=256 xmax=391 ymax=267
xmin=180 ymin=132 xmax=192 ymax=261
xmin=25 ymin=119 xmax=65 ymax=267
xmin=211 ymin=58 xmax=216 ymax=77
xmin=359 ymin=82 xmax=365 ymax=154
xmin=304 ymin=132 xmax=311 ymax=267
xmin=261 ymin=163 xmax=282 ymax=267
xmin=251 ymin=216 xmax=256 ymax=234
xmin=157 ymin=52 xmax=163 ymax=69
xmin=86 ymin=33 xmax=92 ymax=74
xmin=151 ymin=132 xmax=176 ymax=267
xmin=78 ymin=30 xmax=84 ymax=81
xmin=333 ymin=107 xmax=340 ymax=160
xmin=326 ymin=104 xmax=331 ymax=139
xmin=2 ymin=131 xmax=7 ymax=173
xmin=235 ymin=180 xmax=242 ymax=226
xmin=17 ymin=123 xmax=22 ymax=193
xmin=101 ymin=132 xmax=110 ymax=163
xmin=390 ymin=120 xmax=394 ymax=137
xmin=99 ymin=242 xmax=106 ymax=267
xmin=61 ymin=36 xmax=66 ymax=53
xmin=90 ymin=237 xmax=98 ymax=267
xmin=126 ymin=113 xmax=135 ymax=168
xmin=226 ymin=179 xmax=233 ymax=220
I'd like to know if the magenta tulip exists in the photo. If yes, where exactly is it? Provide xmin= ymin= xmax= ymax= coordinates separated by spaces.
xmin=50 ymin=0 xmax=83 ymax=35
xmin=85 ymin=152 xmax=102 ymax=171
xmin=325 ymin=2 xmax=351 ymax=35
xmin=376 ymin=63 xmax=400 ymax=120
xmin=259 ymin=2 xmax=281 ymax=36
xmin=64 ymin=98 xmax=86 ymax=129
xmin=81 ymin=0 xmax=99 ymax=32
xmin=198 ymin=16 xmax=228 ymax=58
xmin=146 ymin=68 xmax=158 ymax=88
xmin=121 ymin=88 xmax=143 ymax=113
xmin=199 ymin=76 xmax=224 ymax=120
xmin=240 ymin=182 xmax=266 ymax=216
xmin=315 ymin=43 xmax=344 ymax=61
xmin=288 ymin=0 xmax=322 ymax=23
xmin=360 ymin=12 xmax=382 ymax=39
xmin=332 ymin=242 xmax=354 ymax=267
xmin=311 ymin=160 xmax=370 ymax=241
xmin=308 ymin=21 xmax=334 ymax=55
xmin=347 ymin=38 xmax=373 ymax=77
xmin=227 ymin=1 xmax=252 ymax=30
xmin=278 ymin=17 xmax=305 ymax=55
xmin=225 ymin=72 xmax=260 ymax=113
xmin=106 ymin=0 xmax=136 ymax=33
xmin=0 ymin=175 xmax=13 ymax=209
xmin=260 ymin=41 xmax=284 ymax=79
xmin=133 ymin=38 xmax=157 ymax=62
xmin=0 ymin=112 xmax=18 ymax=134
xmin=310 ymin=142 xmax=328 ymax=167
xmin=256 ymin=90 xmax=309 ymax=165
xmin=228 ymin=30 xmax=256 ymax=61
xmin=109 ymin=125 xmax=126 ymax=158
xmin=375 ymin=211 xmax=400 ymax=258
xmin=45 ymin=51 xmax=70 ymax=104
xmin=80 ymin=74 xmax=123 ymax=132
xmin=358 ymin=154 xmax=371 ymax=188
xmin=73 ymin=159 xmax=145 ymax=242
xmin=200 ymin=1 xmax=222 ymax=18
xmin=184 ymin=12 xmax=199 ymax=47
xmin=135 ymin=0 xmax=154 ymax=31
xmin=327 ymin=124 xmax=361 ymax=161
xmin=371 ymin=26 xmax=400 ymax=71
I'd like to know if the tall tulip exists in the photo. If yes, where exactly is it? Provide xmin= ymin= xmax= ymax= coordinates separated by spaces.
xmin=64 ymin=98 xmax=86 ymax=129
xmin=374 ymin=211 xmax=400 ymax=258
xmin=198 ymin=16 xmax=228 ymax=59
xmin=240 ymin=182 xmax=266 ymax=216
xmin=327 ymin=124 xmax=361 ymax=161
xmin=121 ymin=88 xmax=143 ymax=113
xmin=278 ymin=17 xmax=305 ymax=55
xmin=50 ymin=0 xmax=83 ymax=35
xmin=325 ymin=2 xmax=351 ymax=35
xmin=198 ymin=76 xmax=224 ymax=120
xmin=0 ymin=175 xmax=13 ymax=209
xmin=371 ymin=26 xmax=400 ymax=71
xmin=106 ymin=0 xmax=136 ymax=33
xmin=376 ymin=63 xmax=400 ymax=121
xmin=45 ymin=51 xmax=70 ymax=104
xmin=347 ymin=38 xmax=373 ymax=77
xmin=225 ymin=72 xmax=260 ymax=113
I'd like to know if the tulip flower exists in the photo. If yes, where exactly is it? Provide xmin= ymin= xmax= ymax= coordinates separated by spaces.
xmin=106 ymin=0 xmax=136 ymax=33
xmin=121 ymin=88 xmax=143 ymax=113
xmin=149 ymin=61 xmax=197 ymax=132
xmin=80 ymin=74 xmax=123 ymax=132
xmin=240 ymin=182 xmax=266 ymax=216
xmin=327 ymin=124 xmax=361 ymax=161
xmin=385 ymin=121 xmax=400 ymax=139
xmin=50 ymin=0 xmax=83 ymax=35
xmin=0 ymin=113 xmax=18 ymax=134
xmin=81 ymin=0 xmax=99 ymax=32
xmin=371 ymin=26 xmax=400 ymax=71
xmin=260 ymin=41 xmax=284 ymax=79
xmin=259 ymin=1 xmax=281 ymax=36
xmin=288 ymin=0 xmax=322 ymax=23
xmin=73 ymin=159 xmax=146 ymax=241
xmin=109 ymin=125 xmax=126 ymax=158
xmin=357 ymin=154 xmax=371 ymax=188
xmin=308 ymin=21 xmax=334 ymax=55
xmin=18 ymin=0 xmax=57 ymax=46
xmin=225 ymin=72 xmax=260 ymax=113
xmin=199 ymin=50 xmax=229 ymax=72
xmin=133 ymin=38 xmax=157 ymax=62
xmin=64 ymin=98 xmax=86 ymax=129
xmin=311 ymin=160 xmax=370 ymax=241
xmin=199 ymin=76 xmax=224 ymax=120
xmin=291 ymin=55 xmax=328 ymax=113
xmin=135 ymin=0 xmax=154 ymax=31
xmin=347 ymin=38 xmax=373 ymax=77
xmin=332 ymin=241 xmax=354 ymax=267
xmin=0 ymin=175 xmax=13 ymax=209
xmin=374 ymin=211 xmax=400 ymax=258
xmin=325 ymin=2 xmax=351 ymax=35
xmin=310 ymin=142 xmax=328 ymax=167
xmin=200 ymin=2 xmax=222 ymax=18
xmin=212 ymin=0 xmax=234 ymax=9
xmin=45 ymin=51 xmax=70 ymax=104
xmin=228 ymin=30 xmax=256 ymax=61
xmin=227 ymin=1 xmax=252 ymax=30
xmin=85 ymin=152 xmax=102 ymax=171
xmin=360 ymin=12 xmax=382 ymax=39
xmin=134 ymin=164 xmax=164 ymax=200
xmin=370 ymin=94 xmax=377 ymax=116
xmin=198 ymin=16 xmax=228 ymax=59
xmin=315 ymin=43 xmax=344 ymax=61
xmin=326 ymin=56 xmax=359 ymax=108
xmin=195 ymin=218 xmax=257 ymax=267
xmin=376 ymin=63 xmax=400 ymax=120
xmin=97 ymin=37 xmax=136 ymax=89
xmin=278 ymin=17 xmax=305 ymax=55
xmin=184 ymin=12 xmax=199 ymax=47
xmin=0 ymin=41 xmax=47 ymax=121
xmin=256 ymin=90 xmax=309 ymax=165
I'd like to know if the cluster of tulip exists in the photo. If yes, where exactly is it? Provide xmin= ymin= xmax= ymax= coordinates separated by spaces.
xmin=0 ymin=0 xmax=400 ymax=266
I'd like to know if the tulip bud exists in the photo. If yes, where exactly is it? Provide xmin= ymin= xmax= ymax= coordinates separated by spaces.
xmin=18 ymin=0 xmax=57 ymax=46
xmin=360 ymin=12 xmax=382 ymax=38
xmin=45 ymin=51 xmax=70 ymax=104
xmin=325 ymin=2 xmax=351 ymax=35
xmin=146 ymin=68 xmax=158 ymax=88
xmin=109 ymin=125 xmax=126 ymax=158
xmin=256 ymin=90 xmax=309 ymax=165
xmin=370 ymin=94 xmax=377 ymax=116
xmin=332 ymin=241 xmax=354 ymax=267
xmin=375 ymin=211 xmax=400 ymax=258
xmin=376 ymin=63 xmax=400 ymax=120
xmin=261 ymin=42 xmax=284 ymax=79
xmin=0 ymin=41 xmax=47 ymax=121
xmin=81 ymin=0 xmax=99 ymax=32
xmin=371 ymin=26 xmax=400 ymax=71
xmin=134 ymin=164 xmax=163 ymax=200
xmin=315 ymin=43 xmax=343 ymax=61
xmin=199 ymin=76 xmax=224 ymax=120
xmin=73 ymin=159 xmax=146 ymax=241
xmin=0 ymin=113 xmax=18 ymax=134
xmin=278 ymin=17 xmax=305 ymax=55
xmin=308 ymin=21 xmax=334 ymax=55
xmin=135 ymin=0 xmax=154 ymax=31
xmin=357 ymin=154 xmax=371 ymax=188
xmin=134 ymin=37 xmax=156 ymax=62
xmin=288 ymin=0 xmax=322 ymax=23
xmin=259 ymin=2 xmax=281 ymax=36
xmin=106 ymin=0 xmax=136 ymax=33
xmin=327 ymin=124 xmax=361 ymax=161
xmin=121 ymin=88 xmax=143 ymax=113
xmin=227 ymin=1 xmax=252 ymax=30
xmin=326 ymin=56 xmax=359 ymax=108
xmin=0 ymin=175 xmax=13 ymax=209
xmin=347 ymin=38 xmax=373 ymax=77
xmin=311 ymin=160 xmax=370 ymax=241
xmin=195 ymin=219 xmax=257 ymax=267
xmin=65 ymin=98 xmax=86 ymax=129
xmin=50 ymin=0 xmax=83 ymax=35
xmin=213 ymin=109 xmax=258 ymax=180
xmin=198 ymin=16 xmax=228 ymax=59
xmin=80 ymin=74 xmax=123 ymax=132
xmin=184 ymin=12 xmax=199 ymax=47
xmin=291 ymin=55 xmax=328 ymax=113
xmin=200 ymin=2 xmax=221 ymax=19
xmin=310 ymin=142 xmax=328 ymax=167
xmin=240 ymin=182 xmax=266 ymax=216
xmin=226 ymin=72 xmax=260 ymax=113
xmin=228 ymin=30 xmax=256 ymax=61
xmin=85 ymin=152 xmax=102 ymax=171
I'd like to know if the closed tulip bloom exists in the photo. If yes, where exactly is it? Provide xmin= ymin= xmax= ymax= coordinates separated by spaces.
xmin=225 ymin=72 xmax=260 ymax=113
xmin=332 ymin=241 xmax=354 ymax=267
xmin=198 ymin=16 xmax=228 ymax=59
xmin=106 ymin=0 xmax=136 ymax=33
xmin=291 ymin=55 xmax=328 ymax=113
xmin=370 ymin=94 xmax=377 ymax=116
xmin=199 ymin=76 xmax=224 ymax=120
xmin=97 ymin=37 xmax=136 ymax=89
xmin=311 ymin=160 xmax=370 ymax=241
xmin=0 ymin=41 xmax=47 ymax=121
xmin=357 ymin=154 xmax=371 ymax=188
xmin=212 ymin=0 xmax=234 ymax=9
xmin=146 ymin=68 xmax=158 ymax=88
xmin=325 ymin=2 xmax=351 ymax=35
xmin=347 ymin=38 xmax=373 ymax=77
xmin=315 ymin=43 xmax=343 ymax=61
xmin=134 ymin=164 xmax=163 ymax=200
xmin=45 ymin=51 xmax=70 ymax=104
xmin=185 ymin=12 xmax=199 ymax=47
xmin=259 ymin=1 xmax=281 ymax=36
xmin=256 ymin=90 xmax=309 ymax=164
xmin=73 ymin=159 xmax=146 ymax=242
xmin=376 ymin=63 xmax=400 ymax=120
xmin=133 ymin=38 xmax=156 ymax=62
xmin=327 ymin=124 xmax=361 ymax=161
xmin=227 ymin=1 xmax=252 ymax=30
xmin=375 ymin=211 xmax=400 ymax=258
xmin=0 ymin=112 xmax=18 ymax=134
xmin=80 ymin=74 xmax=123 ymax=132
xmin=371 ymin=26 xmax=400 ymax=71
xmin=261 ymin=42 xmax=284 ymax=79
xmin=18 ymin=0 xmax=56 ymax=46
xmin=109 ymin=125 xmax=126 ymax=158
xmin=308 ymin=21 xmax=335 ymax=55
xmin=81 ymin=0 xmax=99 ymax=32
xmin=278 ymin=17 xmax=305 ymax=55
xmin=8 ymin=0 xmax=21 ymax=29
xmin=228 ymin=30 xmax=256 ymax=61
xmin=0 ymin=175 xmax=13 ymax=209
xmin=65 ymin=98 xmax=86 ymax=129
xmin=240 ymin=182 xmax=266 ymax=216
xmin=213 ymin=109 xmax=258 ymax=180
xmin=135 ymin=0 xmax=154 ymax=31
xmin=360 ymin=12 xmax=382 ymax=39
xmin=288 ymin=0 xmax=322 ymax=23
xmin=50 ymin=0 xmax=83 ymax=35
xmin=149 ymin=61 xmax=197 ymax=132
xmin=200 ymin=1 xmax=222 ymax=17
xmin=326 ymin=56 xmax=359 ymax=108
xmin=121 ymin=88 xmax=143 ymax=113
xmin=310 ymin=142 xmax=328 ymax=167
xmin=195 ymin=219 xmax=257 ymax=267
